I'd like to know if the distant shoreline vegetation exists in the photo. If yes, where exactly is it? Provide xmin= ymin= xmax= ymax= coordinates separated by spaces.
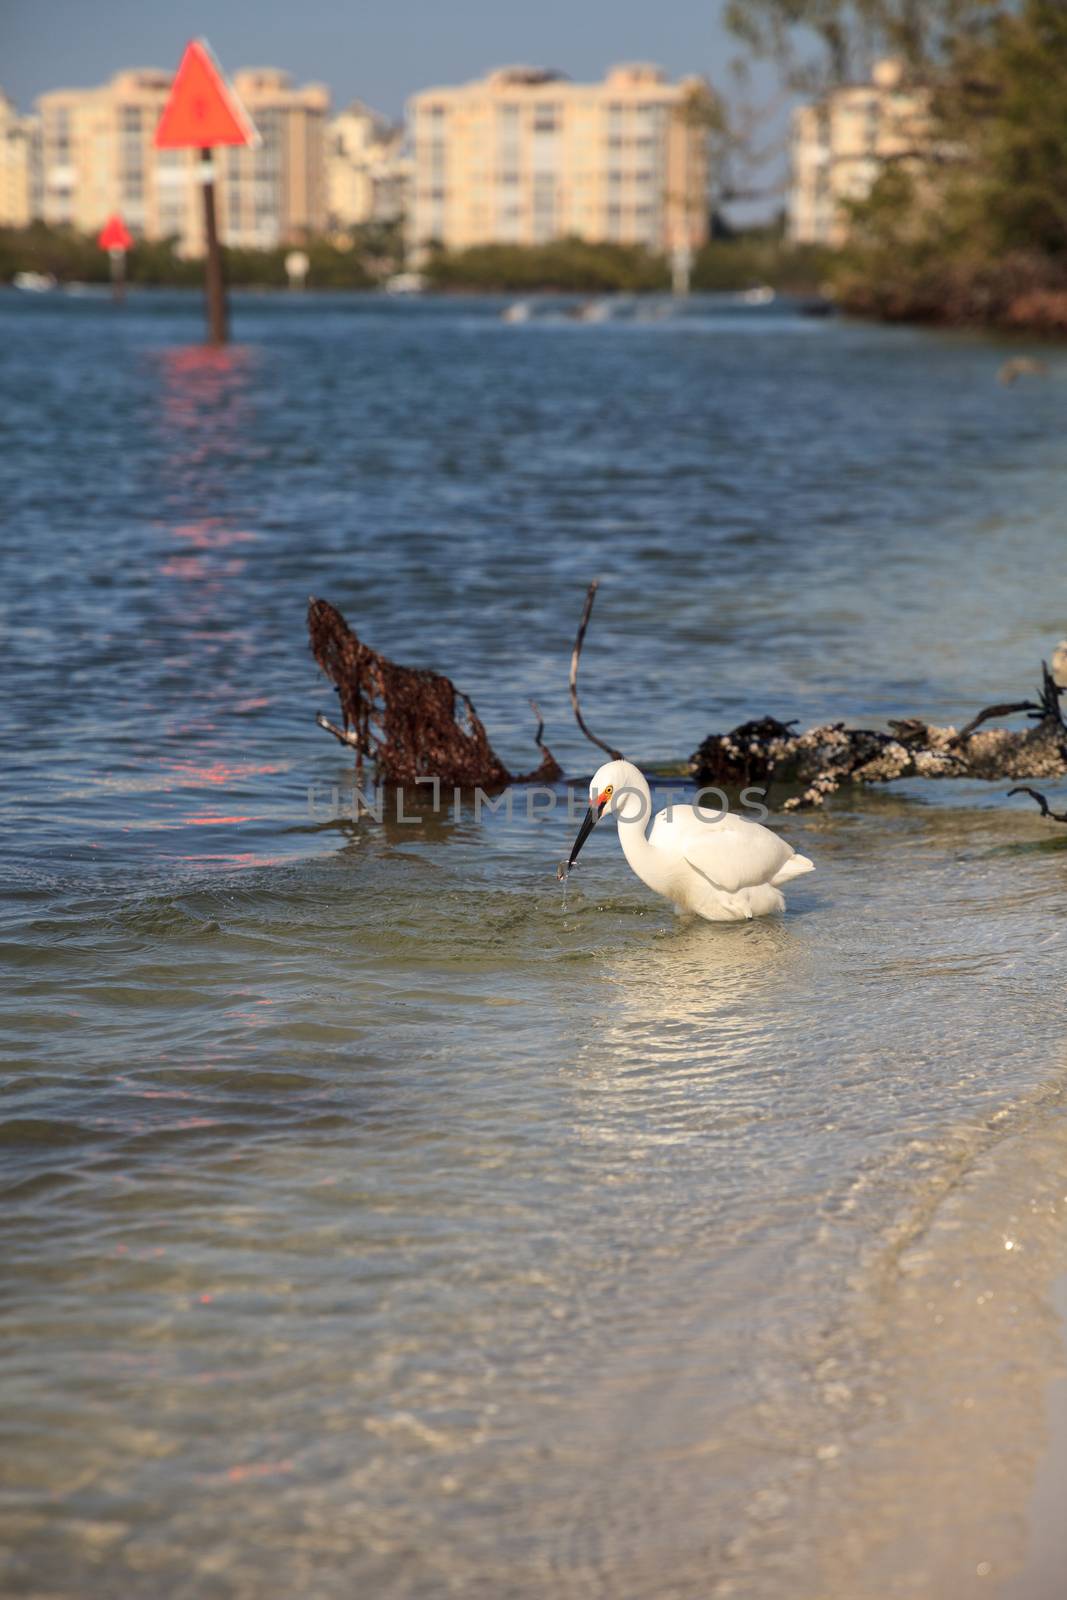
xmin=422 ymin=235 xmax=834 ymax=295
xmin=0 ymin=222 xmax=834 ymax=298
xmin=0 ymin=222 xmax=383 ymax=291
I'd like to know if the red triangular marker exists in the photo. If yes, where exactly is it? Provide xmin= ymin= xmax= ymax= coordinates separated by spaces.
xmin=154 ymin=38 xmax=259 ymax=149
xmin=97 ymin=214 xmax=133 ymax=251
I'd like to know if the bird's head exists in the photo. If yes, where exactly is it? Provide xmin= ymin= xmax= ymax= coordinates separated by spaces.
xmin=566 ymin=759 xmax=644 ymax=868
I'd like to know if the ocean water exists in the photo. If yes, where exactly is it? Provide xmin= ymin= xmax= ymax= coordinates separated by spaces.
xmin=2 ymin=288 xmax=1067 ymax=1599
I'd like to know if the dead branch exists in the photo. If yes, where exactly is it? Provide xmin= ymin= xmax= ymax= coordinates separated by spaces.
xmin=690 ymin=661 xmax=1067 ymax=811
xmin=1008 ymin=787 xmax=1067 ymax=824
xmin=952 ymin=700 xmax=1041 ymax=743
xmin=950 ymin=664 xmax=1062 ymax=744
xmin=569 ymin=580 xmax=623 ymax=762
xmin=315 ymin=711 xmax=361 ymax=749
xmin=308 ymin=597 xmax=560 ymax=787
xmin=529 ymin=698 xmax=554 ymax=766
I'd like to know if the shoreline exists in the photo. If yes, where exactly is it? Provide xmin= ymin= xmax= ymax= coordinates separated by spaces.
xmin=838 ymin=283 xmax=1067 ymax=337
xmin=7 ymin=277 xmax=1067 ymax=335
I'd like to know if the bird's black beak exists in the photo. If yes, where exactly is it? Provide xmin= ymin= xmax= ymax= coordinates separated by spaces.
xmin=567 ymin=797 xmax=604 ymax=869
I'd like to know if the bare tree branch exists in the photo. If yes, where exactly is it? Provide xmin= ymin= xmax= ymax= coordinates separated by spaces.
xmin=952 ymin=699 xmax=1042 ymax=744
xmin=569 ymin=580 xmax=623 ymax=762
xmin=1008 ymin=787 xmax=1067 ymax=823
xmin=316 ymin=711 xmax=362 ymax=749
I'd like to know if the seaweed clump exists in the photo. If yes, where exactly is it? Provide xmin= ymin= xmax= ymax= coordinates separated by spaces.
xmin=308 ymin=597 xmax=559 ymax=787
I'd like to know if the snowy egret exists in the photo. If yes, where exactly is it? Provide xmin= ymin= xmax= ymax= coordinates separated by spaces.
xmin=563 ymin=759 xmax=814 ymax=922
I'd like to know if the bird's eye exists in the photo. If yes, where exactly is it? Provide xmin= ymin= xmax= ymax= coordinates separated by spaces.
xmin=604 ymin=786 xmax=613 ymax=796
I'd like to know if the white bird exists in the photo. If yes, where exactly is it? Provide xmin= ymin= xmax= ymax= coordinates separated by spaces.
xmin=564 ymin=759 xmax=814 ymax=923
xmin=1051 ymin=639 xmax=1067 ymax=691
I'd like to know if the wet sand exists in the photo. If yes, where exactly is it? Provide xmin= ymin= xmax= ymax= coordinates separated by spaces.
xmin=999 ymin=1273 xmax=1067 ymax=1600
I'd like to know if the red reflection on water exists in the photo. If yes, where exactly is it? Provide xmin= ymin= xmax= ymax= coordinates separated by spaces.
xmin=160 ymin=554 xmax=248 ymax=580
xmin=170 ymin=851 xmax=282 ymax=869
xmin=156 ymin=343 xmax=256 ymax=431
xmin=183 ymin=814 xmax=254 ymax=825
xmin=146 ymin=345 xmax=284 ymax=863
xmin=174 ymin=520 xmax=256 ymax=550
xmin=162 ymin=344 xmax=253 ymax=376
xmin=161 ymin=518 xmax=257 ymax=580
xmin=165 ymin=758 xmax=285 ymax=786
xmin=155 ymin=346 xmax=259 ymax=591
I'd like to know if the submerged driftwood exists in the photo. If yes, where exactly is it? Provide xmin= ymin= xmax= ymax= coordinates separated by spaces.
xmin=690 ymin=664 xmax=1067 ymax=814
xmin=309 ymin=585 xmax=1067 ymax=824
xmin=308 ymin=597 xmax=560 ymax=787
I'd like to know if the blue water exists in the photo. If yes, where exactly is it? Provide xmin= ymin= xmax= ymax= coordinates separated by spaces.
xmin=2 ymin=288 xmax=1067 ymax=1599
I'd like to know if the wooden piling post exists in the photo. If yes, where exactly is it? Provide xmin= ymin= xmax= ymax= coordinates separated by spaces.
xmin=200 ymin=148 xmax=227 ymax=346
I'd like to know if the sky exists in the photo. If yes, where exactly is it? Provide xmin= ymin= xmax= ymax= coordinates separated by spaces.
xmin=1 ymin=0 xmax=788 ymax=219
xmin=2 ymin=0 xmax=756 ymax=119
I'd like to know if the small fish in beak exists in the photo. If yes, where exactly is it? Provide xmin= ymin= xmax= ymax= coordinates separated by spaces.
xmin=565 ymin=787 xmax=612 ymax=871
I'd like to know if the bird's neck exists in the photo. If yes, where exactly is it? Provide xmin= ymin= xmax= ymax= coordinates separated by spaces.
xmin=616 ymin=782 xmax=665 ymax=893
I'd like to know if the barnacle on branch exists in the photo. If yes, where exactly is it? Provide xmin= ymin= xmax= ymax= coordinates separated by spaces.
xmin=690 ymin=662 xmax=1067 ymax=811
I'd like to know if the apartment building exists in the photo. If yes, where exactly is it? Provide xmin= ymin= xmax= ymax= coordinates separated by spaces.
xmin=327 ymin=101 xmax=408 ymax=231
xmin=789 ymin=59 xmax=930 ymax=247
xmin=218 ymin=70 xmax=329 ymax=250
xmin=0 ymin=92 xmax=40 ymax=227
xmin=36 ymin=67 xmax=328 ymax=255
xmin=38 ymin=70 xmax=173 ymax=236
xmin=407 ymin=63 xmax=711 ymax=257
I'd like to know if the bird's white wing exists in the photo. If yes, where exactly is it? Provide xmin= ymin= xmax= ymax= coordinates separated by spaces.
xmin=676 ymin=812 xmax=797 ymax=895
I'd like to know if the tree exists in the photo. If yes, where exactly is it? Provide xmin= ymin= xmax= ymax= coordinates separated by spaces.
xmin=939 ymin=0 xmax=1067 ymax=259
xmin=835 ymin=0 xmax=1067 ymax=323
xmin=724 ymin=0 xmax=1007 ymax=85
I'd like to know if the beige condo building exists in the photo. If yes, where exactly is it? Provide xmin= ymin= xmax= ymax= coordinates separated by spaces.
xmin=327 ymin=101 xmax=408 ymax=231
xmin=789 ymin=59 xmax=930 ymax=247
xmin=36 ymin=67 xmax=329 ymax=255
xmin=407 ymin=64 xmax=711 ymax=258
xmin=0 ymin=91 xmax=40 ymax=226
xmin=39 ymin=70 xmax=181 ymax=237
xmin=219 ymin=70 xmax=330 ymax=250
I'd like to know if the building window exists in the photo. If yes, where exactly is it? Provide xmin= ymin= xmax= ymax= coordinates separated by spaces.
xmin=532 ymin=170 xmax=556 ymax=241
xmin=51 ymin=107 xmax=71 ymax=162
xmin=118 ymin=105 xmax=145 ymax=216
